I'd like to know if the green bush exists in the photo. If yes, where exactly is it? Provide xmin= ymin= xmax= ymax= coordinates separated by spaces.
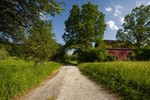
xmin=78 ymin=48 xmax=107 ymax=63
xmin=106 ymin=54 xmax=116 ymax=61
xmin=135 ymin=49 xmax=150 ymax=61
xmin=0 ymin=48 xmax=8 ymax=60
xmin=70 ymin=54 xmax=78 ymax=61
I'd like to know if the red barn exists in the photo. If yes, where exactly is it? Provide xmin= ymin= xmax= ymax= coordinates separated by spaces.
xmin=104 ymin=40 xmax=133 ymax=60
xmin=107 ymin=48 xmax=133 ymax=60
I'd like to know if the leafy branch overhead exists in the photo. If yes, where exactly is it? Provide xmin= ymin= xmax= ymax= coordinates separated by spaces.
xmin=0 ymin=0 xmax=63 ymax=61
xmin=0 ymin=0 xmax=63 ymax=42
xmin=116 ymin=5 xmax=150 ymax=49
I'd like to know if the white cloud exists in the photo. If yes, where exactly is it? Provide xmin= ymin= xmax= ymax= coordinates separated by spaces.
xmin=105 ymin=7 xmax=112 ymax=12
xmin=107 ymin=21 xmax=119 ymax=30
xmin=114 ymin=5 xmax=123 ymax=17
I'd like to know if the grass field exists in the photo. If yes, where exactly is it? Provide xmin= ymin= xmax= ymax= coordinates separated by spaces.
xmin=0 ymin=58 xmax=61 ymax=100
xmin=78 ymin=61 xmax=150 ymax=100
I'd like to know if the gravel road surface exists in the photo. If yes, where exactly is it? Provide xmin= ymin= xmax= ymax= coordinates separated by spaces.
xmin=19 ymin=66 xmax=119 ymax=100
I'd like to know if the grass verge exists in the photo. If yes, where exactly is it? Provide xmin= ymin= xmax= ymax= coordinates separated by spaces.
xmin=78 ymin=61 xmax=150 ymax=100
xmin=0 ymin=59 xmax=61 ymax=100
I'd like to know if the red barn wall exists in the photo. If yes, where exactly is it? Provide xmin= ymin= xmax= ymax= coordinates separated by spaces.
xmin=107 ymin=48 xmax=132 ymax=60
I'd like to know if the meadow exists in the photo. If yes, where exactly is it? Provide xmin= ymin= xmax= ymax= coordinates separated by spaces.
xmin=0 ymin=58 xmax=61 ymax=100
xmin=78 ymin=61 xmax=150 ymax=100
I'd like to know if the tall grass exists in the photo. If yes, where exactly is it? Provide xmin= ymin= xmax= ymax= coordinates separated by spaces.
xmin=78 ymin=62 xmax=150 ymax=100
xmin=0 ymin=58 xmax=61 ymax=100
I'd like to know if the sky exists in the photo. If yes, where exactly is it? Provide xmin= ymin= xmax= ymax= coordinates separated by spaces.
xmin=49 ymin=0 xmax=150 ymax=44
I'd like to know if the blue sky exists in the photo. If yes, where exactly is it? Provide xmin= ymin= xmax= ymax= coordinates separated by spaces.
xmin=50 ymin=0 xmax=150 ymax=44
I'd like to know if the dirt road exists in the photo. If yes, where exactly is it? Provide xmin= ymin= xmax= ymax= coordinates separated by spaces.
xmin=19 ymin=66 xmax=119 ymax=100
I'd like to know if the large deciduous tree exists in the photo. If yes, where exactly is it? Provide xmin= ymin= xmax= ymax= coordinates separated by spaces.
xmin=62 ymin=5 xmax=80 ymax=49
xmin=116 ymin=5 xmax=150 ymax=49
xmin=25 ymin=21 xmax=59 ymax=62
xmin=0 ymin=0 xmax=62 ymax=43
xmin=0 ymin=0 xmax=63 ymax=61
xmin=62 ymin=2 xmax=106 ymax=62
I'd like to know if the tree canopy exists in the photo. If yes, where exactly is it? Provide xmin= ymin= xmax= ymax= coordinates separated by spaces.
xmin=0 ymin=0 xmax=63 ymax=61
xmin=63 ymin=3 xmax=106 ymax=50
xmin=62 ymin=2 xmax=106 ymax=62
xmin=0 ymin=0 xmax=62 ymax=43
xmin=25 ymin=21 xmax=58 ymax=62
xmin=116 ymin=5 xmax=150 ymax=49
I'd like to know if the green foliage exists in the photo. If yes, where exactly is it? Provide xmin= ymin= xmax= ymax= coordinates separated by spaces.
xmin=0 ymin=0 xmax=64 ymax=61
xmin=127 ymin=49 xmax=150 ymax=61
xmin=63 ymin=54 xmax=78 ymax=65
xmin=135 ymin=49 xmax=150 ymax=61
xmin=62 ymin=4 xmax=80 ymax=49
xmin=0 ymin=40 xmax=13 ymax=56
xmin=0 ymin=59 xmax=61 ymax=100
xmin=0 ymin=40 xmax=28 ymax=59
xmin=70 ymin=54 xmax=78 ymax=61
xmin=51 ymin=44 xmax=66 ymax=62
xmin=78 ymin=62 xmax=150 ymax=100
xmin=62 ymin=2 xmax=106 ymax=62
xmin=104 ymin=40 xmax=134 ymax=49
xmin=25 ymin=21 xmax=59 ymax=62
xmin=116 ymin=5 xmax=150 ymax=49
xmin=0 ymin=0 xmax=63 ymax=42
xmin=0 ymin=21 xmax=61 ymax=62
xmin=0 ymin=48 xmax=8 ymax=60
xmin=64 ymin=54 xmax=71 ymax=63
xmin=106 ymin=54 xmax=116 ymax=61
xmin=10 ymin=44 xmax=27 ymax=59
xmin=78 ymin=48 xmax=107 ymax=63
xmin=63 ymin=2 xmax=106 ymax=49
